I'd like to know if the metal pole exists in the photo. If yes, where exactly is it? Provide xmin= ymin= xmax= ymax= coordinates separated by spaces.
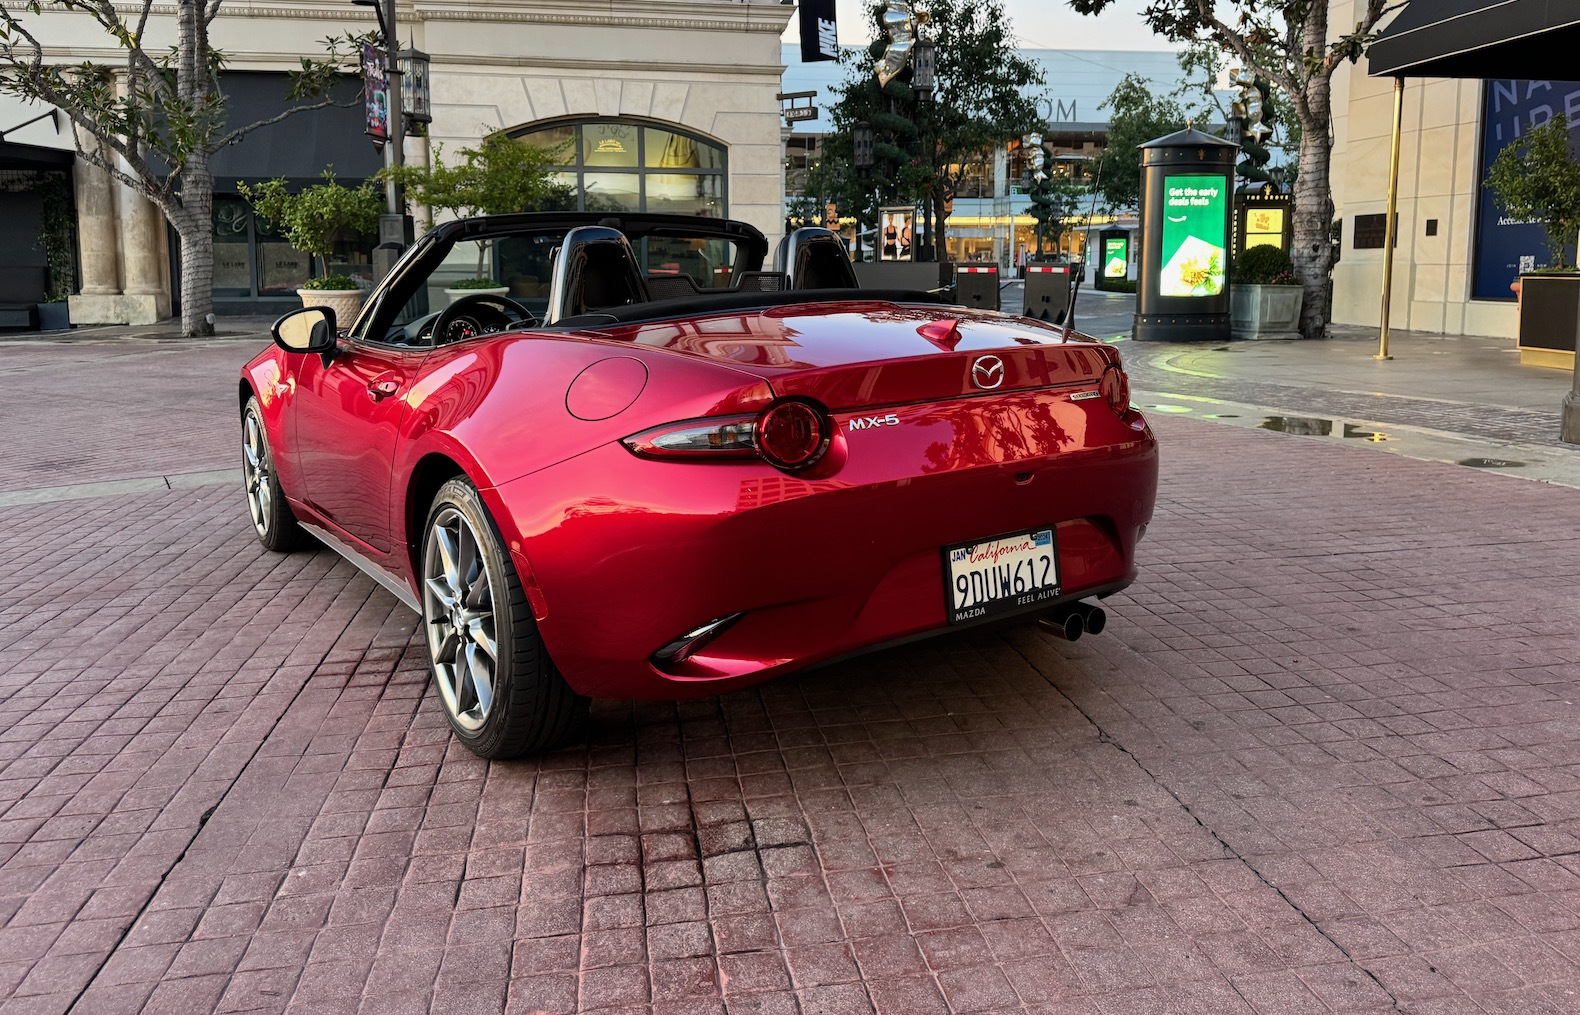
xmin=1376 ymin=75 xmax=1404 ymax=361
xmin=383 ymin=0 xmax=404 ymax=214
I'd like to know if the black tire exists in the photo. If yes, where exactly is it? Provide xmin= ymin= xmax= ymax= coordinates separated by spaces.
xmin=242 ymin=396 xmax=310 ymax=552
xmin=421 ymin=477 xmax=589 ymax=758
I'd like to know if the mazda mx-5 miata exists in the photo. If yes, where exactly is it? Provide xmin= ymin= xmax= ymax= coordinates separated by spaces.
xmin=240 ymin=213 xmax=1157 ymax=758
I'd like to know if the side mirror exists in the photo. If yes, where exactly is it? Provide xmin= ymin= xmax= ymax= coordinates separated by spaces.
xmin=272 ymin=306 xmax=338 ymax=355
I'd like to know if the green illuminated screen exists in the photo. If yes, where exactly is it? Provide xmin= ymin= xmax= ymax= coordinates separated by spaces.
xmin=1103 ymin=237 xmax=1128 ymax=278
xmin=1159 ymin=174 xmax=1227 ymax=297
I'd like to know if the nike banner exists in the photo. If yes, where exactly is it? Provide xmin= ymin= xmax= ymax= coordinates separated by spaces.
xmin=799 ymin=0 xmax=839 ymax=62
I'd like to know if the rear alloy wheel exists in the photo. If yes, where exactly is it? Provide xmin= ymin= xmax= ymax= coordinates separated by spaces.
xmin=421 ymin=478 xmax=588 ymax=758
xmin=242 ymin=397 xmax=309 ymax=552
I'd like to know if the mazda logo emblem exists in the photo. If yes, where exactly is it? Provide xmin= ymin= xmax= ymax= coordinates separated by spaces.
xmin=972 ymin=356 xmax=1005 ymax=390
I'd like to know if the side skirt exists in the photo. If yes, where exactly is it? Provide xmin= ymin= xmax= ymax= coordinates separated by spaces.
xmin=300 ymin=521 xmax=423 ymax=615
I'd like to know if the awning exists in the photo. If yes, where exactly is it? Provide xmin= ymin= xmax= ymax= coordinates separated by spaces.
xmin=0 ymin=138 xmax=73 ymax=171
xmin=1369 ymin=0 xmax=1580 ymax=79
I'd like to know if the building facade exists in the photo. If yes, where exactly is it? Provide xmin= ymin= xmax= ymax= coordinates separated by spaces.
xmin=5 ymin=0 xmax=792 ymax=324
xmin=1329 ymin=0 xmax=1568 ymax=341
xmin=779 ymin=46 xmax=1210 ymax=271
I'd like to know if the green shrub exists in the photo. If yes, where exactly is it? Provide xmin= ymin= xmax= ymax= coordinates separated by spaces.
xmin=238 ymin=171 xmax=383 ymax=277
xmin=449 ymin=277 xmax=505 ymax=289
xmin=1235 ymin=243 xmax=1298 ymax=285
xmin=1105 ymin=278 xmax=1137 ymax=293
xmin=300 ymin=274 xmax=360 ymax=291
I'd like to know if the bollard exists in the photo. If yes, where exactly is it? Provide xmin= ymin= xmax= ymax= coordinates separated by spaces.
xmin=956 ymin=266 xmax=1001 ymax=312
xmin=1023 ymin=264 xmax=1072 ymax=324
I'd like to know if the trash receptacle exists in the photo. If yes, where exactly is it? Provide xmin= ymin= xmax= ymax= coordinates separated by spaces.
xmin=955 ymin=265 xmax=1000 ymax=312
xmin=1023 ymin=263 xmax=1072 ymax=324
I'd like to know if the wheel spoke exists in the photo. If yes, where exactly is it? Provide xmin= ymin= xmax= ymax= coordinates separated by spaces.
xmin=435 ymin=523 xmax=461 ymax=592
xmin=457 ymin=524 xmax=480 ymax=598
xmin=425 ymin=577 xmax=457 ymax=612
xmin=465 ymin=643 xmax=494 ymax=717
xmin=429 ymin=619 xmax=461 ymax=664
xmin=468 ymin=614 xmax=497 ymax=661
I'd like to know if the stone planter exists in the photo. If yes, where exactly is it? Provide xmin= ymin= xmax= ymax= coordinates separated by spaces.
xmin=1515 ymin=273 xmax=1580 ymax=369
xmin=297 ymin=288 xmax=365 ymax=324
xmin=1230 ymin=283 xmax=1303 ymax=340
xmin=444 ymin=285 xmax=510 ymax=305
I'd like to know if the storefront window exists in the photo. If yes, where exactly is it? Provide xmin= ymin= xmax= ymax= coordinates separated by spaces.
xmin=257 ymin=215 xmax=312 ymax=295
xmin=511 ymin=118 xmax=727 ymax=221
xmin=213 ymin=197 xmax=253 ymax=296
xmin=210 ymin=192 xmax=326 ymax=300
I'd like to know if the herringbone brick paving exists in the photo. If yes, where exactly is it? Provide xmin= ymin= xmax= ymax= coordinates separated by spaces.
xmin=1 ymin=339 xmax=1579 ymax=1014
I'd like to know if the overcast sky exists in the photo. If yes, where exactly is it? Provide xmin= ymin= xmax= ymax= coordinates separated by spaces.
xmin=782 ymin=0 xmax=1179 ymax=52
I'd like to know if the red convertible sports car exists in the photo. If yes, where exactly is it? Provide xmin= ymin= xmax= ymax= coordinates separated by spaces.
xmin=240 ymin=214 xmax=1157 ymax=758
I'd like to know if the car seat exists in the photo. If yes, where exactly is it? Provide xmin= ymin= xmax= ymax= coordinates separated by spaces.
xmin=773 ymin=228 xmax=859 ymax=290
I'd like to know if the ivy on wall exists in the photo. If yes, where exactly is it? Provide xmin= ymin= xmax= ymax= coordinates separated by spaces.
xmin=0 ymin=169 xmax=77 ymax=302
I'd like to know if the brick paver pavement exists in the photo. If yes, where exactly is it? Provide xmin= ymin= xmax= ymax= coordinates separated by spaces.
xmin=2 ymin=339 xmax=1579 ymax=1014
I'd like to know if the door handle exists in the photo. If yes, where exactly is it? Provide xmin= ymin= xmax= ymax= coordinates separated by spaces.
xmin=367 ymin=378 xmax=401 ymax=401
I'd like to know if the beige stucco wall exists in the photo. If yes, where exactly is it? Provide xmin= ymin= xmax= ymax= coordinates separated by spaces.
xmin=1329 ymin=0 xmax=1518 ymax=338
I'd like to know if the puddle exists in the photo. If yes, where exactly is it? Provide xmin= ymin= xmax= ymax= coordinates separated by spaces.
xmin=1341 ymin=424 xmax=1390 ymax=442
xmin=1147 ymin=404 xmax=1195 ymax=414
xmin=1202 ymin=413 xmax=1239 ymax=419
xmin=1459 ymin=457 xmax=1527 ymax=468
xmin=1259 ymin=415 xmax=1332 ymax=435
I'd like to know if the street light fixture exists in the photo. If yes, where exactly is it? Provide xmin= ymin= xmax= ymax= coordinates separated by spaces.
xmin=853 ymin=121 xmax=874 ymax=173
xmin=399 ymin=47 xmax=431 ymax=126
xmin=351 ymin=0 xmax=411 ymax=271
xmin=913 ymin=38 xmax=936 ymax=102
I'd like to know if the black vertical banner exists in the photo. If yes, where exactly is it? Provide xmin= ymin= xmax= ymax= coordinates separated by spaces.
xmin=799 ymin=0 xmax=839 ymax=62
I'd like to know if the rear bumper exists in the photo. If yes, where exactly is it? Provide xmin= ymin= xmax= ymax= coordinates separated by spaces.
xmin=488 ymin=395 xmax=1158 ymax=700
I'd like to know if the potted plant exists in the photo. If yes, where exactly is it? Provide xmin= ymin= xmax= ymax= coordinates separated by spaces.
xmin=239 ymin=171 xmax=384 ymax=320
xmin=1230 ymin=243 xmax=1303 ymax=340
xmin=34 ymin=173 xmax=75 ymax=330
xmin=443 ymin=276 xmax=511 ymax=302
xmin=1484 ymin=112 xmax=1580 ymax=366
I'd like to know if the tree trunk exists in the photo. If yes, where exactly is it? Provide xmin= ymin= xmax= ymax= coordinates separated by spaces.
xmin=175 ymin=163 xmax=216 ymax=337
xmin=1290 ymin=12 xmax=1336 ymax=340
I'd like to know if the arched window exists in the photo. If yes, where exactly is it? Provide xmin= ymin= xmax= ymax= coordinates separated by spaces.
xmin=512 ymin=119 xmax=727 ymax=218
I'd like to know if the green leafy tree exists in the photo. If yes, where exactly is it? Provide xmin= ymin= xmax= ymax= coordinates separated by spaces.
xmin=238 ymin=171 xmax=384 ymax=286
xmin=383 ymin=132 xmax=573 ymax=280
xmin=1483 ymin=113 xmax=1580 ymax=270
xmin=1028 ymin=170 xmax=1083 ymax=255
xmin=1096 ymin=73 xmax=1188 ymax=212
xmin=1068 ymin=0 xmax=1395 ymax=339
xmin=0 ymin=1 xmax=361 ymax=335
xmin=828 ymin=0 xmax=1044 ymax=258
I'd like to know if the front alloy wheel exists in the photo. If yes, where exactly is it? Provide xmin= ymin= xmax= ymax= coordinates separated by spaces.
xmin=242 ymin=397 xmax=308 ymax=552
xmin=423 ymin=505 xmax=500 ymax=732
xmin=420 ymin=478 xmax=588 ymax=758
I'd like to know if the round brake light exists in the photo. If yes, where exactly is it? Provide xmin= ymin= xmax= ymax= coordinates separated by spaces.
xmin=1099 ymin=365 xmax=1130 ymax=415
xmin=755 ymin=400 xmax=830 ymax=470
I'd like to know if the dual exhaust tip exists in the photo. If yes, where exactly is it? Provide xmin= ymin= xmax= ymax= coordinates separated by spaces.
xmin=1038 ymin=601 xmax=1106 ymax=642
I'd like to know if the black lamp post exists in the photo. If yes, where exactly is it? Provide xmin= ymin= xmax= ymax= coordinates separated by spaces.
xmin=352 ymin=0 xmax=412 ymax=270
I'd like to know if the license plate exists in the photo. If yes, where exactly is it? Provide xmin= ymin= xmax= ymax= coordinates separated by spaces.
xmin=943 ymin=528 xmax=1060 ymax=624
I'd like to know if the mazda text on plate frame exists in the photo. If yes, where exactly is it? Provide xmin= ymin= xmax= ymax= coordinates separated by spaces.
xmin=239 ymin=215 xmax=1159 ymax=759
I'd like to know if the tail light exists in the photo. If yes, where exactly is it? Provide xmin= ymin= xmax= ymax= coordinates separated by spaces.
xmin=1099 ymin=364 xmax=1130 ymax=415
xmin=622 ymin=416 xmax=757 ymax=460
xmin=623 ymin=399 xmax=833 ymax=473
xmin=755 ymin=399 xmax=831 ymax=471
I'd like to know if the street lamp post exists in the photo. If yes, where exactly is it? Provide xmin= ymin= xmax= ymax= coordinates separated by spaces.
xmin=912 ymin=37 xmax=936 ymax=262
xmin=353 ymin=0 xmax=414 ymax=273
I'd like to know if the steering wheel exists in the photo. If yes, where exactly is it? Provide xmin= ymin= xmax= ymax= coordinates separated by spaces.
xmin=428 ymin=293 xmax=538 ymax=346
